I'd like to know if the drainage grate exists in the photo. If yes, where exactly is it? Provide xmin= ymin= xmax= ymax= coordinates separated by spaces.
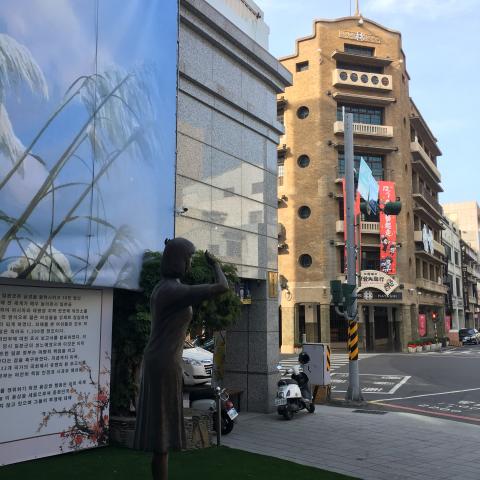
xmin=353 ymin=409 xmax=388 ymax=415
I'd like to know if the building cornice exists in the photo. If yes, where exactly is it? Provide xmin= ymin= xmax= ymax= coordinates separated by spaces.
xmin=279 ymin=16 xmax=402 ymax=62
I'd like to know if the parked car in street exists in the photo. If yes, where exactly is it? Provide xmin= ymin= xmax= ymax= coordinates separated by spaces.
xmin=182 ymin=341 xmax=213 ymax=385
xmin=458 ymin=328 xmax=480 ymax=345
xmin=192 ymin=335 xmax=214 ymax=352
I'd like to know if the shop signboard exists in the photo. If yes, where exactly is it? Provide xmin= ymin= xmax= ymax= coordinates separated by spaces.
xmin=357 ymin=270 xmax=398 ymax=296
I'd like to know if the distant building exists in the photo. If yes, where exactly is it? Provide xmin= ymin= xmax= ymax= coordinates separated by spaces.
xmin=176 ymin=0 xmax=291 ymax=411
xmin=443 ymin=202 xmax=480 ymax=253
xmin=460 ymin=239 xmax=480 ymax=329
xmin=442 ymin=218 xmax=464 ymax=331
xmin=277 ymin=11 xmax=447 ymax=352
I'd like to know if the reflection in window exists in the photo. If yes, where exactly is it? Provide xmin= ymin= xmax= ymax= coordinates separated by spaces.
xmin=338 ymin=152 xmax=383 ymax=180
xmin=337 ymin=104 xmax=383 ymax=125
xmin=226 ymin=240 xmax=241 ymax=258
xmin=297 ymin=106 xmax=309 ymax=119
xmin=278 ymin=164 xmax=284 ymax=186
xmin=251 ymin=181 xmax=263 ymax=194
xmin=344 ymin=43 xmax=374 ymax=57
xmin=249 ymin=211 xmax=263 ymax=224
xmin=362 ymin=249 xmax=380 ymax=271
xmin=296 ymin=61 xmax=309 ymax=72
xmin=299 ymin=254 xmax=312 ymax=268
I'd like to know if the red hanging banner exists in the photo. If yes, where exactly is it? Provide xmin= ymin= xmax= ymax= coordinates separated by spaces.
xmin=418 ymin=314 xmax=427 ymax=337
xmin=444 ymin=315 xmax=451 ymax=333
xmin=378 ymin=181 xmax=397 ymax=274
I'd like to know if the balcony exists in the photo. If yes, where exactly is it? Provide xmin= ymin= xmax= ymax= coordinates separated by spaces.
xmin=410 ymin=139 xmax=442 ymax=184
xmin=333 ymin=68 xmax=393 ymax=92
xmin=412 ymin=185 xmax=443 ymax=221
xmin=336 ymin=220 xmax=380 ymax=234
xmin=334 ymin=121 xmax=393 ymax=139
xmin=413 ymin=231 xmax=446 ymax=256
xmin=416 ymin=278 xmax=448 ymax=295
xmin=468 ymin=295 xmax=478 ymax=305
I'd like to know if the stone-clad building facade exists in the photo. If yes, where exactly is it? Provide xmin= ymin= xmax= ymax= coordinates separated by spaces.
xmin=277 ymin=13 xmax=446 ymax=353
xmin=176 ymin=0 xmax=291 ymax=411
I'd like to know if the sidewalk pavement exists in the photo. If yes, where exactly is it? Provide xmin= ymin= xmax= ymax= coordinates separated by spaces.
xmin=222 ymin=405 xmax=480 ymax=480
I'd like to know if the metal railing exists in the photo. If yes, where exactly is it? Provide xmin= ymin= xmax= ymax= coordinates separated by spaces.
xmin=412 ymin=185 xmax=443 ymax=215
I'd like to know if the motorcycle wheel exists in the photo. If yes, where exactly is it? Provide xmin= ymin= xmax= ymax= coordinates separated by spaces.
xmin=307 ymin=403 xmax=315 ymax=413
xmin=220 ymin=411 xmax=234 ymax=435
xmin=283 ymin=408 xmax=294 ymax=420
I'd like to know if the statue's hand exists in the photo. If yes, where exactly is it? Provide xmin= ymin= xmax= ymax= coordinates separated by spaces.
xmin=205 ymin=250 xmax=217 ymax=267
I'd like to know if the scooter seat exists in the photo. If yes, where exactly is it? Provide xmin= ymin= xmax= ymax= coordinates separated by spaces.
xmin=277 ymin=378 xmax=298 ymax=387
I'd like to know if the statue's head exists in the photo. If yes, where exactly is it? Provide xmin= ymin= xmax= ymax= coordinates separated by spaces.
xmin=161 ymin=237 xmax=196 ymax=279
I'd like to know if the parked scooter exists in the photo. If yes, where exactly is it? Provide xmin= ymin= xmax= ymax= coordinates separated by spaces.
xmin=190 ymin=386 xmax=238 ymax=434
xmin=275 ymin=352 xmax=315 ymax=420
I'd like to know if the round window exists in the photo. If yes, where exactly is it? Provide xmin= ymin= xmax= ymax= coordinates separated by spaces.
xmin=371 ymin=75 xmax=379 ymax=85
xmin=298 ymin=206 xmax=311 ymax=219
xmin=297 ymin=106 xmax=310 ymax=119
xmin=299 ymin=254 xmax=312 ymax=268
xmin=361 ymin=74 xmax=369 ymax=83
xmin=381 ymin=76 xmax=390 ymax=86
xmin=297 ymin=155 xmax=310 ymax=168
xmin=339 ymin=71 xmax=348 ymax=81
xmin=350 ymin=72 xmax=358 ymax=82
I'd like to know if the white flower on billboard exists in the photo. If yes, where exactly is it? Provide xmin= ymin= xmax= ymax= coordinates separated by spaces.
xmin=1 ymin=241 xmax=72 ymax=282
xmin=0 ymin=33 xmax=48 ymax=175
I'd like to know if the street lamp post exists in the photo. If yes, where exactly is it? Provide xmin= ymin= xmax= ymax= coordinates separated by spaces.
xmin=344 ymin=113 xmax=363 ymax=402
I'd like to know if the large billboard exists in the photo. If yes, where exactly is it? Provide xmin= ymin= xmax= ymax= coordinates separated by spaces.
xmin=0 ymin=0 xmax=178 ymax=289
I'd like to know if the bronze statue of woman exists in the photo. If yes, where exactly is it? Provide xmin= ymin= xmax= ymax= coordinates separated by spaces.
xmin=134 ymin=238 xmax=229 ymax=480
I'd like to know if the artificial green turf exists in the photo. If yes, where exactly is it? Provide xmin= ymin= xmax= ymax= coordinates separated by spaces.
xmin=1 ymin=445 xmax=358 ymax=480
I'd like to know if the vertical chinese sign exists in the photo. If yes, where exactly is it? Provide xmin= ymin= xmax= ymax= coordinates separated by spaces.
xmin=378 ymin=181 xmax=397 ymax=275
xmin=418 ymin=314 xmax=427 ymax=337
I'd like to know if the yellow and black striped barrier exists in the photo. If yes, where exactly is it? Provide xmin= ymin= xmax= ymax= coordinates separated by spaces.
xmin=326 ymin=345 xmax=331 ymax=372
xmin=348 ymin=320 xmax=359 ymax=361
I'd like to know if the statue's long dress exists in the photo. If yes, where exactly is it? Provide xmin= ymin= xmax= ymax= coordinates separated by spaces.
xmin=134 ymin=279 xmax=217 ymax=453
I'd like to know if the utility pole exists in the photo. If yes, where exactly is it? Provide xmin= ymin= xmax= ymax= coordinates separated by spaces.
xmin=344 ymin=113 xmax=363 ymax=402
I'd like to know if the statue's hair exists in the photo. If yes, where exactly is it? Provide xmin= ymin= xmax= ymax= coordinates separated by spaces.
xmin=161 ymin=237 xmax=195 ymax=278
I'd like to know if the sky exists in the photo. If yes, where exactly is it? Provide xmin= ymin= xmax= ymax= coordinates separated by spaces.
xmin=255 ymin=0 xmax=480 ymax=205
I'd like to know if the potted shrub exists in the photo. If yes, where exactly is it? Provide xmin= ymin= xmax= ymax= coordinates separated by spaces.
xmin=415 ymin=340 xmax=423 ymax=353
xmin=407 ymin=342 xmax=416 ymax=353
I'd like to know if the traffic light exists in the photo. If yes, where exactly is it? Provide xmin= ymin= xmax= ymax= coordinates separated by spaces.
xmin=360 ymin=200 xmax=369 ymax=215
xmin=432 ymin=312 xmax=438 ymax=323
xmin=341 ymin=283 xmax=356 ymax=308
xmin=330 ymin=280 xmax=343 ymax=305
xmin=383 ymin=201 xmax=402 ymax=216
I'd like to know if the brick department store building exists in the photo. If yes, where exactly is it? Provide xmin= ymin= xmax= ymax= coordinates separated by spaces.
xmin=277 ymin=10 xmax=447 ymax=353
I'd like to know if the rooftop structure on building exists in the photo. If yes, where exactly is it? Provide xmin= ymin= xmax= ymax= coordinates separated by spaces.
xmin=443 ymin=201 xmax=480 ymax=253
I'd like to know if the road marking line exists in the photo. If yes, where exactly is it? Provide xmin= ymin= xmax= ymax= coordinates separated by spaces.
xmin=331 ymin=373 xmax=404 ymax=377
xmin=387 ymin=375 xmax=411 ymax=394
xmin=370 ymin=387 xmax=480 ymax=403
xmin=372 ymin=402 xmax=480 ymax=423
